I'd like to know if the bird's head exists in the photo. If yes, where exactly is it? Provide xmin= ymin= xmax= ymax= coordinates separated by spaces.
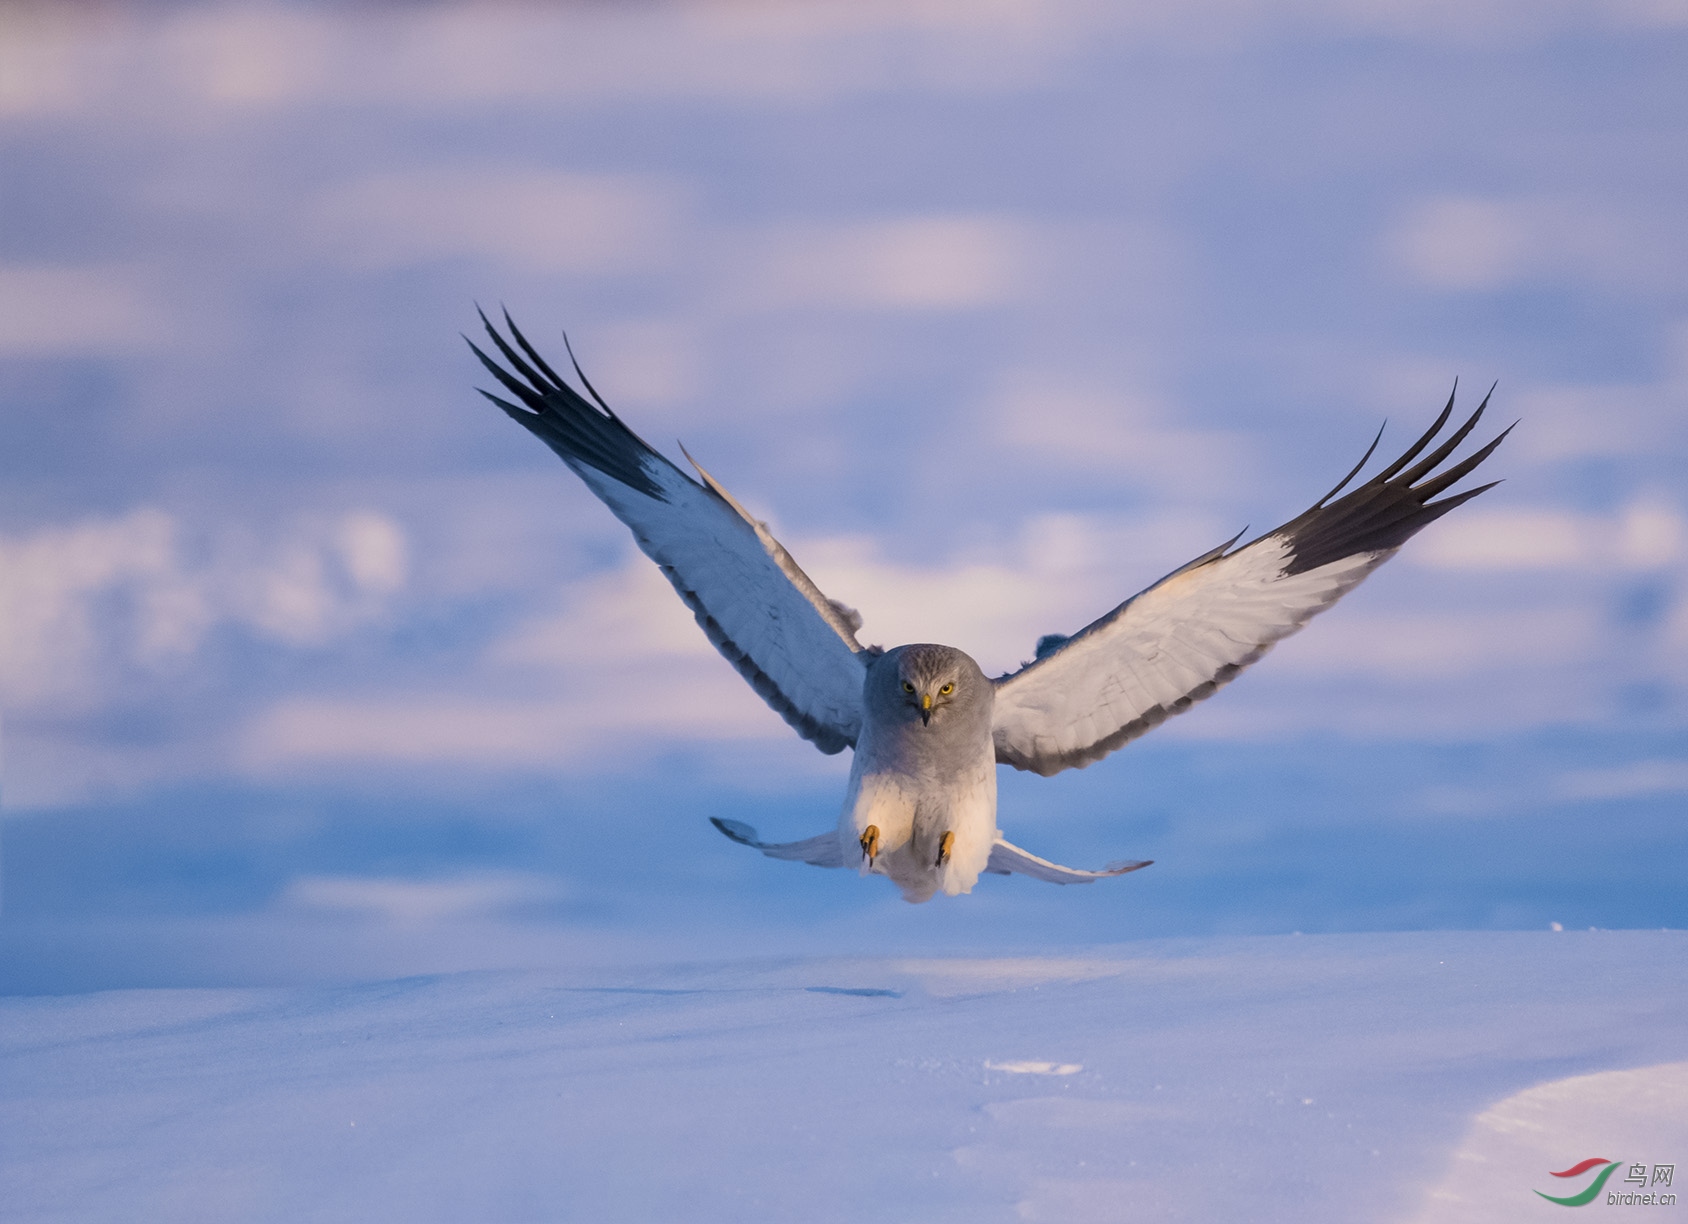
xmin=891 ymin=644 xmax=974 ymax=727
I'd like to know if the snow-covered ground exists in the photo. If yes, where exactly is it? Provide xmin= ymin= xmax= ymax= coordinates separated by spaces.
xmin=5 ymin=930 xmax=1683 ymax=1223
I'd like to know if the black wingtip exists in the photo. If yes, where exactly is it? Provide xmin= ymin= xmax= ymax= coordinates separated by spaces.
xmin=1412 ymin=420 xmax=1515 ymax=501
xmin=1374 ymin=382 xmax=1457 ymax=484
xmin=1395 ymin=394 xmax=1492 ymax=489
xmin=1312 ymin=420 xmax=1387 ymax=510
xmin=1423 ymin=478 xmax=1502 ymax=515
xmin=1275 ymin=383 xmax=1510 ymax=574
xmin=501 ymin=305 xmax=568 ymax=391
xmin=561 ymin=331 xmax=615 ymax=417
xmin=475 ymin=386 xmax=536 ymax=422
xmin=465 ymin=309 xmax=671 ymax=500
xmin=464 ymin=334 xmax=546 ymax=413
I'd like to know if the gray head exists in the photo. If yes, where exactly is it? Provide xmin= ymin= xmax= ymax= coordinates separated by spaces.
xmin=866 ymin=643 xmax=990 ymax=730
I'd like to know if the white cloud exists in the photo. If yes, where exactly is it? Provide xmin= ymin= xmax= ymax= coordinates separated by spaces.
xmin=157 ymin=5 xmax=334 ymax=106
xmin=1387 ymin=198 xmax=1532 ymax=291
xmin=1409 ymin=500 xmax=1687 ymax=571
xmin=0 ymin=507 xmax=409 ymax=712
xmin=277 ymin=1 xmax=1086 ymax=108
xmin=492 ymin=561 xmax=713 ymax=670
xmin=279 ymin=871 xmax=562 ymax=925
xmin=239 ymin=671 xmax=777 ymax=772
xmin=1603 ymin=0 xmax=1688 ymax=28
xmin=743 ymin=216 xmax=1033 ymax=312
xmin=1386 ymin=194 xmax=1687 ymax=293
xmin=217 ymin=511 xmax=411 ymax=648
xmin=0 ymin=265 xmax=172 ymax=355
xmin=1410 ymin=509 xmax=1595 ymax=569
xmin=1557 ymin=759 xmax=1688 ymax=800
xmin=1268 ymin=604 xmax=1604 ymax=681
xmin=1 ymin=3 xmax=1066 ymax=118
xmin=989 ymin=376 xmax=1249 ymax=493
xmin=306 ymin=170 xmax=682 ymax=274
xmin=583 ymin=319 xmax=703 ymax=411
xmin=6 ymin=0 xmax=1684 ymax=130
xmin=0 ymin=727 xmax=211 ymax=813
xmin=0 ymin=9 xmax=101 ymax=117
xmin=0 ymin=508 xmax=195 ymax=709
xmin=336 ymin=512 xmax=409 ymax=598
xmin=1508 ymin=378 xmax=1688 ymax=464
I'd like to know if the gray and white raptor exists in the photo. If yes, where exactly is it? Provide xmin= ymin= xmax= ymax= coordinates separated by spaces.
xmin=468 ymin=311 xmax=1508 ymax=903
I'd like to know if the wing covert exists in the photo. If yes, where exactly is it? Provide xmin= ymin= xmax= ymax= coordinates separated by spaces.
xmin=992 ymin=387 xmax=1510 ymax=776
xmin=468 ymin=310 xmax=868 ymax=753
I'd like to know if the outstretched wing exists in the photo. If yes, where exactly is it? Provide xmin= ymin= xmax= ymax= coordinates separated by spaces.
xmin=992 ymin=388 xmax=1510 ymax=776
xmin=468 ymin=310 xmax=868 ymax=753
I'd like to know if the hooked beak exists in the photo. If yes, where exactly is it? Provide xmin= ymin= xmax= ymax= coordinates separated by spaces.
xmin=920 ymin=692 xmax=932 ymax=726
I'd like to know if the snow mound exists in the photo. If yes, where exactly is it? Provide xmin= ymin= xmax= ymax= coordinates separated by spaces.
xmin=1412 ymin=1061 xmax=1688 ymax=1222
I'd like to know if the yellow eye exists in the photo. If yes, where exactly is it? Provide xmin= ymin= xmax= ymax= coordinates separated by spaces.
xmin=940 ymin=683 xmax=954 ymax=695
xmin=902 ymin=681 xmax=916 ymax=693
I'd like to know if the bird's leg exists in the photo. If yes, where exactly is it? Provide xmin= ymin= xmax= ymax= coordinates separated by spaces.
xmin=859 ymin=824 xmax=880 ymax=866
xmin=935 ymin=830 xmax=955 ymax=867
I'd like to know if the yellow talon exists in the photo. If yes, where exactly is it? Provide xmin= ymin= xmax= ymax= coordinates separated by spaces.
xmin=859 ymin=824 xmax=880 ymax=863
xmin=936 ymin=830 xmax=955 ymax=867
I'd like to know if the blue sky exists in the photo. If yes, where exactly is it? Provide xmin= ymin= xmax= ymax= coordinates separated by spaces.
xmin=1 ymin=0 xmax=1685 ymax=992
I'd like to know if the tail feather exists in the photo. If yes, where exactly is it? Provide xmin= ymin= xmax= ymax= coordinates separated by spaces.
xmin=986 ymin=836 xmax=1152 ymax=884
xmin=709 ymin=818 xmax=845 ymax=869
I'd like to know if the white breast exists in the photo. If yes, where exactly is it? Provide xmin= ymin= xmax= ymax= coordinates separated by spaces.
xmin=839 ymin=716 xmax=999 ymax=903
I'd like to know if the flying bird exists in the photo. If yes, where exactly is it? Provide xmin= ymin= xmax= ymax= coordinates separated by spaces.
xmin=467 ymin=311 xmax=1508 ymax=903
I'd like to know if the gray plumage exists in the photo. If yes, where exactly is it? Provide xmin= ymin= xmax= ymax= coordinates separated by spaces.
xmin=468 ymin=312 xmax=1507 ymax=903
xmin=847 ymin=645 xmax=997 ymax=901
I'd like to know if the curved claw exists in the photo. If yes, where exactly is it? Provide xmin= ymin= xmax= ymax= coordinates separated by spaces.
xmin=859 ymin=824 xmax=880 ymax=866
xmin=936 ymin=830 xmax=955 ymax=867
